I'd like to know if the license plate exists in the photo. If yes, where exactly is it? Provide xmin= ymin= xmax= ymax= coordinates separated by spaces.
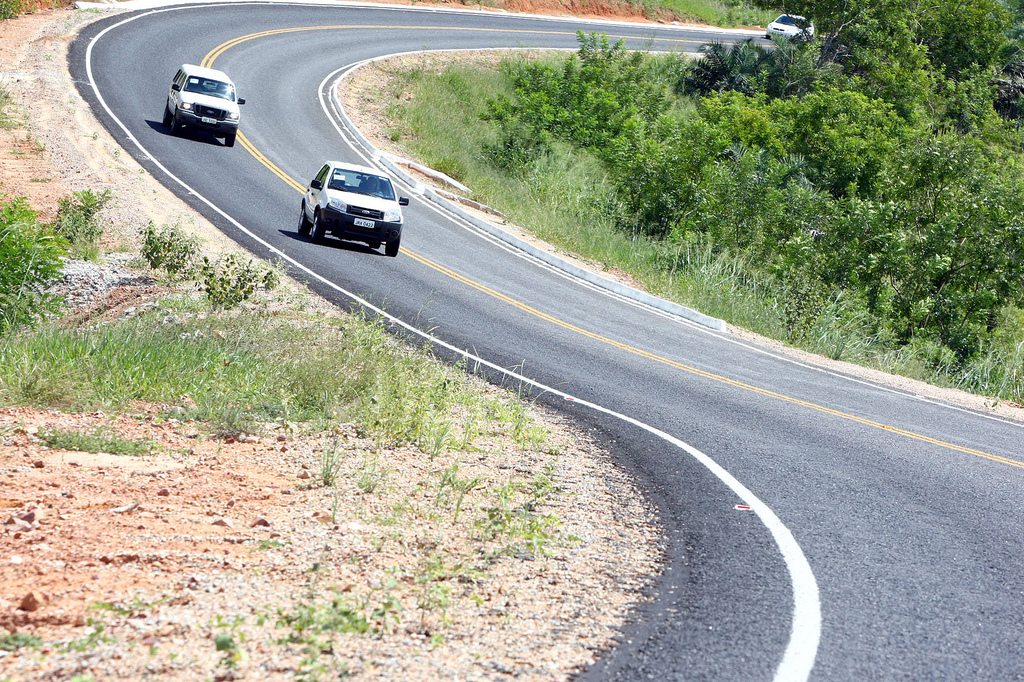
xmin=353 ymin=218 xmax=375 ymax=229
xmin=201 ymin=116 xmax=217 ymax=124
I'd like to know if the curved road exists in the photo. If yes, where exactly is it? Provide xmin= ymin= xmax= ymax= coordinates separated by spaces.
xmin=70 ymin=4 xmax=1024 ymax=680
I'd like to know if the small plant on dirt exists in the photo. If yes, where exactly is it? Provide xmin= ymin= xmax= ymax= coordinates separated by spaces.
xmin=211 ymin=614 xmax=249 ymax=669
xmin=0 ymin=85 xmax=18 ymax=125
xmin=140 ymin=221 xmax=200 ymax=279
xmin=57 ymin=618 xmax=113 ymax=653
xmin=476 ymin=480 xmax=559 ymax=557
xmin=40 ymin=426 xmax=155 ymax=456
xmin=421 ymin=418 xmax=452 ymax=459
xmin=415 ymin=581 xmax=452 ymax=629
xmin=435 ymin=464 xmax=484 ymax=522
xmin=529 ymin=462 xmax=558 ymax=506
xmin=51 ymin=188 xmax=112 ymax=259
xmin=0 ymin=631 xmax=42 ymax=652
xmin=91 ymin=595 xmax=168 ymax=616
xmin=199 ymin=253 xmax=279 ymax=310
xmin=319 ymin=436 xmax=344 ymax=487
xmin=275 ymin=577 xmax=401 ymax=679
xmin=356 ymin=452 xmax=389 ymax=493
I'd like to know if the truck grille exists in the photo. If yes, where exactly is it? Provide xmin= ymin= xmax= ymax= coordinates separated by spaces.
xmin=194 ymin=105 xmax=226 ymax=120
xmin=348 ymin=205 xmax=384 ymax=220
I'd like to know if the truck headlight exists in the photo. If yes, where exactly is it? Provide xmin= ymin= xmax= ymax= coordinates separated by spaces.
xmin=384 ymin=208 xmax=403 ymax=223
xmin=327 ymin=198 xmax=347 ymax=213
xmin=227 ymin=112 xmax=239 ymax=121
xmin=180 ymin=102 xmax=192 ymax=110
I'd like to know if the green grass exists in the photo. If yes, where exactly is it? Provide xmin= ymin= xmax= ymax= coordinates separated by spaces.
xmin=655 ymin=0 xmax=773 ymax=27
xmin=0 ymin=298 xmax=552 ymax=448
xmin=383 ymin=54 xmax=1024 ymax=404
xmin=0 ymin=632 xmax=42 ymax=652
xmin=40 ymin=427 xmax=155 ymax=456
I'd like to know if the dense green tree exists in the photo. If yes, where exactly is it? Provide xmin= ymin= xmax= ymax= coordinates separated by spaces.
xmin=916 ymin=0 xmax=1011 ymax=77
xmin=604 ymin=116 xmax=730 ymax=237
xmin=483 ymin=32 xmax=669 ymax=158
xmin=700 ymin=87 xmax=909 ymax=197
xmin=826 ymin=136 xmax=1024 ymax=357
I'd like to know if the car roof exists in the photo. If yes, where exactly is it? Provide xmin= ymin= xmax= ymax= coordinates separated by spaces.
xmin=180 ymin=63 xmax=234 ymax=84
xmin=327 ymin=161 xmax=390 ymax=177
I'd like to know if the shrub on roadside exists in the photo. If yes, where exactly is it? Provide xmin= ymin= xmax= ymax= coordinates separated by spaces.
xmin=140 ymin=221 xmax=200 ymax=279
xmin=199 ymin=253 xmax=279 ymax=309
xmin=51 ymin=188 xmax=112 ymax=259
xmin=0 ymin=197 xmax=64 ymax=335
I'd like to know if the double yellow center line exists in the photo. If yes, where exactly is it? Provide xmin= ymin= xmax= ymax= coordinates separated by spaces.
xmin=203 ymin=26 xmax=1024 ymax=470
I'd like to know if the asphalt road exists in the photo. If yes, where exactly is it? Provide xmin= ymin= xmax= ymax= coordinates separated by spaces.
xmin=70 ymin=4 xmax=1024 ymax=680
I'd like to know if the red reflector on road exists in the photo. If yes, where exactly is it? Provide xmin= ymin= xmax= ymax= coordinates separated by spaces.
xmin=735 ymin=504 xmax=751 ymax=510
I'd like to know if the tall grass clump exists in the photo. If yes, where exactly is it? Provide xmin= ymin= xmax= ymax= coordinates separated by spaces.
xmin=0 ymin=197 xmax=64 ymax=335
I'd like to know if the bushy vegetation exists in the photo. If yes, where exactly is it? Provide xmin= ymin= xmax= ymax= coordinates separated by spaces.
xmin=140 ymin=220 xmax=200 ymax=279
xmin=198 ymin=253 xmax=279 ymax=310
xmin=51 ymin=188 xmax=111 ymax=259
xmin=387 ymin=11 xmax=1024 ymax=402
xmin=0 ymin=197 xmax=64 ymax=334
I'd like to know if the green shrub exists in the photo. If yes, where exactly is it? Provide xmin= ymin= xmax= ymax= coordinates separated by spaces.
xmin=0 ymin=631 xmax=42 ymax=651
xmin=0 ymin=197 xmax=64 ymax=334
xmin=0 ymin=0 xmax=22 ymax=22
xmin=199 ymin=253 xmax=279 ymax=309
xmin=140 ymin=221 xmax=200 ymax=279
xmin=51 ymin=189 xmax=112 ymax=258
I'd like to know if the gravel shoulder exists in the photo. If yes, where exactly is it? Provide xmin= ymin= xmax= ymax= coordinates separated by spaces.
xmin=1 ymin=9 xmax=661 ymax=681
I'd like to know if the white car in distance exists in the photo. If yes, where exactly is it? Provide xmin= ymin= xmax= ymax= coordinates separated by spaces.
xmin=766 ymin=14 xmax=814 ymax=41
xmin=163 ymin=64 xmax=245 ymax=147
xmin=298 ymin=161 xmax=410 ymax=257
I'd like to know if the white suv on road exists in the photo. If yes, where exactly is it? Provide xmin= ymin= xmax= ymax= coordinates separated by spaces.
xmin=298 ymin=161 xmax=409 ymax=257
xmin=163 ymin=64 xmax=245 ymax=147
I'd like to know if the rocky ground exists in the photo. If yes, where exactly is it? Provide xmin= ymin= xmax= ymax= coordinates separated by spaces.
xmin=0 ymin=7 xmax=663 ymax=681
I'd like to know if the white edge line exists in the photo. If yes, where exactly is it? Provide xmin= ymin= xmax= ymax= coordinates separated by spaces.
xmin=85 ymin=8 xmax=820 ymax=681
